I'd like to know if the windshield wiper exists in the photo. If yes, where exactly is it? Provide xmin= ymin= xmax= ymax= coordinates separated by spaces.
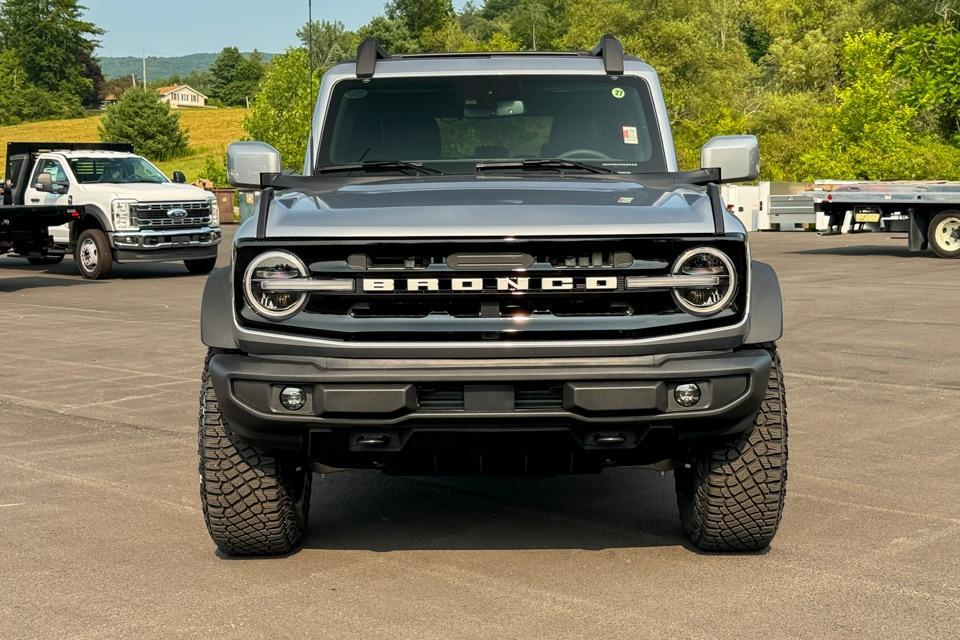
xmin=316 ymin=161 xmax=442 ymax=176
xmin=475 ymin=159 xmax=616 ymax=175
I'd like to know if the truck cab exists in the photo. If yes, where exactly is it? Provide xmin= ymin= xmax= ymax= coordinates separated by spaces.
xmin=7 ymin=143 xmax=222 ymax=279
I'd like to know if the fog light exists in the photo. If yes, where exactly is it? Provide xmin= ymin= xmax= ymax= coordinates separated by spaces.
xmin=675 ymin=383 xmax=701 ymax=408
xmin=280 ymin=386 xmax=307 ymax=411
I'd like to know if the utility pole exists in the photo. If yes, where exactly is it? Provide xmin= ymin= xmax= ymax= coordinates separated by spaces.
xmin=308 ymin=0 xmax=314 ymax=77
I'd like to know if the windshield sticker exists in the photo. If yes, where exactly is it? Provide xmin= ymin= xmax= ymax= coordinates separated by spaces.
xmin=622 ymin=126 xmax=639 ymax=145
xmin=618 ymin=196 xmax=635 ymax=204
xmin=611 ymin=87 xmax=625 ymax=99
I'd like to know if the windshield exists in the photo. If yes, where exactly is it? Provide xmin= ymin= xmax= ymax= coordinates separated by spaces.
xmin=68 ymin=156 xmax=169 ymax=184
xmin=318 ymin=75 xmax=667 ymax=174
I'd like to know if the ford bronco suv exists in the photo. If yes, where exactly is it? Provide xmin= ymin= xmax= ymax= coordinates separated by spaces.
xmin=198 ymin=36 xmax=787 ymax=555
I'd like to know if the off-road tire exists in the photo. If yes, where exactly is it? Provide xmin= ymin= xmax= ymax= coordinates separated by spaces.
xmin=928 ymin=211 xmax=960 ymax=259
xmin=185 ymin=257 xmax=218 ymax=275
xmin=198 ymin=350 xmax=311 ymax=556
xmin=27 ymin=256 xmax=64 ymax=265
xmin=74 ymin=228 xmax=113 ymax=280
xmin=675 ymin=345 xmax=788 ymax=552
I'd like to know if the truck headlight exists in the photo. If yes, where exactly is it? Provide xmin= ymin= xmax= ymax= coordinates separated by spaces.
xmin=208 ymin=198 xmax=220 ymax=228
xmin=111 ymin=199 xmax=137 ymax=230
xmin=243 ymin=250 xmax=308 ymax=320
xmin=671 ymin=247 xmax=737 ymax=316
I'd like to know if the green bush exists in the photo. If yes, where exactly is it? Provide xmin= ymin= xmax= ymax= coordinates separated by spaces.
xmin=200 ymin=152 xmax=230 ymax=187
xmin=99 ymin=89 xmax=189 ymax=161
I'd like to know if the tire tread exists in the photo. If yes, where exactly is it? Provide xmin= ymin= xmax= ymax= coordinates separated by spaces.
xmin=677 ymin=345 xmax=788 ymax=552
xmin=198 ymin=350 xmax=309 ymax=556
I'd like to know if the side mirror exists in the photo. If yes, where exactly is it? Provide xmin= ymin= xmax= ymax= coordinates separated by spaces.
xmin=36 ymin=172 xmax=53 ymax=193
xmin=227 ymin=141 xmax=282 ymax=189
xmin=172 ymin=171 xmax=186 ymax=184
xmin=54 ymin=181 xmax=69 ymax=195
xmin=701 ymin=135 xmax=760 ymax=183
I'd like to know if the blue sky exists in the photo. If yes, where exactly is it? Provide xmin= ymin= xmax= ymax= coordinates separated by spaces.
xmin=87 ymin=0 xmax=470 ymax=57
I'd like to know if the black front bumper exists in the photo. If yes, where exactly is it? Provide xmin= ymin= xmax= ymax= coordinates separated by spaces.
xmin=208 ymin=349 xmax=772 ymax=473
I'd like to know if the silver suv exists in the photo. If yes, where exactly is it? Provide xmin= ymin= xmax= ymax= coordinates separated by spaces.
xmin=197 ymin=35 xmax=788 ymax=556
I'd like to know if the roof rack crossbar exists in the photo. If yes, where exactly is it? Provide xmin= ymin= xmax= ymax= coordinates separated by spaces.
xmin=591 ymin=34 xmax=625 ymax=75
xmin=356 ymin=37 xmax=391 ymax=79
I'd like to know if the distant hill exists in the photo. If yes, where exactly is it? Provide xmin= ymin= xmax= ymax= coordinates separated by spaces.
xmin=99 ymin=52 xmax=276 ymax=80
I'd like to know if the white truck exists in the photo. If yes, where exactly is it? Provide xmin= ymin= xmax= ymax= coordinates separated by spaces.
xmin=818 ymin=181 xmax=960 ymax=258
xmin=6 ymin=143 xmax=223 ymax=278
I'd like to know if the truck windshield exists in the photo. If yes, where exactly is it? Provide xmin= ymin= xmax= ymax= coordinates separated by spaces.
xmin=68 ymin=157 xmax=169 ymax=184
xmin=317 ymin=75 xmax=667 ymax=174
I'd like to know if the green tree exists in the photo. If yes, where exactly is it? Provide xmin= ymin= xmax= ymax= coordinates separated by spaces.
xmin=298 ymin=19 xmax=354 ymax=69
xmin=99 ymin=89 xmax=190 ymax=161
xmin=896 ymin=24 xmax=960 ymax=137
xmin=0 ymin=0 xmax=103 ymax=104
xmin=0 ymin=49 xmax=83 ymax=124
xmin=209 ymin=47 xmax=264 ymax=106
xmin=801 ymin=31 xmax=940 ymax=179
xmin=356 ymin=16 xmax=419 ymax=53
xmin=244 ymin=49 xmax=317 ymax=170
xmin=387 ymin=0 xmax=454 ymax=37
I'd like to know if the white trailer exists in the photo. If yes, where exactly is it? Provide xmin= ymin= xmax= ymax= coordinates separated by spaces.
xmin=722 ymin=182 xmax=824 ymax=232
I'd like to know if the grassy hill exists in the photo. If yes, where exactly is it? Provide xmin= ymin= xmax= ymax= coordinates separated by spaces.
xmin=0 ymin=108 xmax=248 ymax=183
xmin=100 ymin=53 xmax=275 ymax=80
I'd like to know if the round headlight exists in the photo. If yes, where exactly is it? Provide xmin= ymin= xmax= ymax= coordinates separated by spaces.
xmin=243 ymin=250 xmax=308 ymax=320
xmin=671 ymin=247 xmax=737 ymax=316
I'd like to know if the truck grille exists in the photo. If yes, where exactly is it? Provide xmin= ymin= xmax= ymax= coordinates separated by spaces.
xmin=133 ymin=201 xmax=211 ymax=228
xmin=235 ymin=238 xmax=749 ymax=343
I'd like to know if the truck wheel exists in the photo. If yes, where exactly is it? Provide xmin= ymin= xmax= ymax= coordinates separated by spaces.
xmin=198 ymin=350 xmax=311 ymax=556
xmin=675 ymin=346 xmax=788 ymax=552
xmin=27 ymin=256 xmax=64 ymax=265
xmin=928 ymin=211 xmax=960 ymax=258
xmin=184 ymin=257 xmax=218 ymax=275
xmin=74 ymin=229 xmax=113 ymax=279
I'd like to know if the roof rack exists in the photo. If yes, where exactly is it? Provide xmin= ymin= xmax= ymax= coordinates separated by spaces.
xmin=591 ymin=34 xmax=624 ymax=75
xmin=356 ymin=37 xmax=390 ymax=79
xmin=353 ymin=34 xmax=628 ymax=79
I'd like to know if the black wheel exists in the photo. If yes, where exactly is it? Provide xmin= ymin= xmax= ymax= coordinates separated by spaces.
xmin=928 ymin=211 xmax=960 ymax=258
xmin=74 ymin=228 xmax=113 ymax=279
xmin=675 ymin=345 xmax=788 ymax=552
xmin=198 ymin=350 xmax=311 ymax=556
xmin=27 ymin=256 xmax=64 ymax=265
xmin=185 ymin=257 xmax=218 ymax=275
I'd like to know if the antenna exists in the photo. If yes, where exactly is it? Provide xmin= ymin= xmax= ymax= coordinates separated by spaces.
xmin=307 ymin=0 xmax=315 ymax=174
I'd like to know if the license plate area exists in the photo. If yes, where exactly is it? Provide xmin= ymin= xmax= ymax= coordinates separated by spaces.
xmin=855 ymin=210 xmax=881 ymax=223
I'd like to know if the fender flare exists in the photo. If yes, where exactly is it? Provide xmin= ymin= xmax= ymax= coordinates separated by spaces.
xmin=745 ymin=260 xmax=783 ymax=345
xmin=70 ymin=205 xmax=110 ymax=243
xmin=201 ymin=267 xmax=238 ymax=349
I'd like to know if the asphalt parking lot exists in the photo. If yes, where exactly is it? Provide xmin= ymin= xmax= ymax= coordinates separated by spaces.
xmin=1 ymin=229 xmax=958 ymax=640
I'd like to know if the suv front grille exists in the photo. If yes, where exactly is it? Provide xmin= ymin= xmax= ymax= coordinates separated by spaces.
xmin=133 ymin=201 xmax=211 ymax=228
xmin=235 ymin=238 xmax=749 ymax=343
